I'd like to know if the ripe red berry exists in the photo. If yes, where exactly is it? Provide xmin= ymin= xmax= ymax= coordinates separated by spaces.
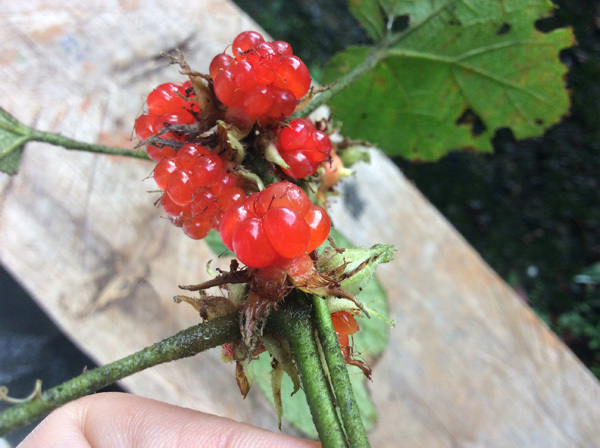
xmin=209 ymin=53 xmax=234 ymax=80
xmin=276 ymin=118 xmax=332 ymax=179
xmin=331 ymin=310 xmax=359 ymax=348
xmin=275 ymin=253 xmax=314 ymax=283
xmin=166 ymin=170 xmax=196 ymax=206
xmin=218 ymin=182 xmax=330 ymax=267
xmin=160 ymin=193 xmax=184 ymax=217
xmin=193 ymin=154 xmax=223 ymax=186
xmin=331 ymin=311 xmax=360 ymax=335
xmin=211 ymin=32 xmax=310 ymax=121
xmin=219 ymin=205 xmax=253 ymax=251
xmin=232 ymin=31 xmax=264 ymax=57
xmin=243 ymin=85 xmax=273 ymax=116
xmin=263 ymin=207 xmax=310 ymax=258
xmin=214 ymin=70 xmax=244 ymax=107
xmin=232 ymin=217 xmax=278 ymax=268
xmin=256 ymin=181 xmax=312 ymax=215
xmin=281 ymin=151 xmax=315 ymax=179
xmin=274 ymin=56 xmax=311 ymax=99
xmin=153 ymin=158 xmax=178 ymax=189
xmin=146 ymin=145 xmax=177 ymax=162
xmin=182 ymin=216 xmax=212 ymax=240
xmin=305 ymin=205 xmax=331 ymax=252
xmin=147 ymin=83 xmax=189 ymax=116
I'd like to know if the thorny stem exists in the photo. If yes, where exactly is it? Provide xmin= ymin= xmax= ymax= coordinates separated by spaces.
xmin=0 ymin=314 xmax=239 ymax=437
xmin=313 ymin=296 xmax=371 ymax=448
xmin=271 ymin=295 xmax=349 ymax=448
xmin=29 ymin=129 xmax=150 ymax=160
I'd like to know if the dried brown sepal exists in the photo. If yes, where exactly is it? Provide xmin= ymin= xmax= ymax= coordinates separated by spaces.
xmin=165 ymin=50 xmax=216 ymax=118
xmin=342 ymin=344 xmax=372 ymax=380
xmin=178 ymin=260 xmax=250 ymax=291
xmin=235 ymin=359 xmax=253 ymax=399
xmin=173 ymin=294 xmax=238 ymax=321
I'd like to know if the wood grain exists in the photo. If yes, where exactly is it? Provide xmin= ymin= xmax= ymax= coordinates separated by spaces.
xmin=1 ymin=1 xmax=599 ymax=446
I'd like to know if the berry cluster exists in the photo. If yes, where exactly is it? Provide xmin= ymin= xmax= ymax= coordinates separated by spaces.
xmin=155 ymin=144 xmax=247 ymax=240
xmin=277 ymin=118 xmax=332 ymax=179
xmin=134 ymin=82 xmax=200 ymax=162
xmin=331 ymin=311 xmax=359 ymax=348
xmin=219 ymin=181 xmax=330 ymax=268
xmin=210 ymin=31 xmax=311 ymax=123
xmin=135 ymin=35 xmax=333 ymax=252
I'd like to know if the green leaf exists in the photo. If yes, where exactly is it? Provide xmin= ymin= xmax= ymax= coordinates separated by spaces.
xmin=326 ymin=0 xmax=574 ymax=160
xmin=0 ymin=108 xmax=31 ymax=174
xmin=326 ymin=229 xmax=391 ymax=357
xmin=348 ymin=0 xmax=386 ymax=42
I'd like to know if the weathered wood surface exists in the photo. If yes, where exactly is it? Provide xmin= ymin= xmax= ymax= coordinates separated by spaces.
xmin=1 ymin=1 xmax=599 ymax=446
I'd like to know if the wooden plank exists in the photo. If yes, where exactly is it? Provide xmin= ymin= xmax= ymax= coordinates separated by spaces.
xmin=1 ymin=1 xmax=599 ymax=446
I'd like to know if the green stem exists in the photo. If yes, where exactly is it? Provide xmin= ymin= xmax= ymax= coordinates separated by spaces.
xmin=271 ymin=297 xmax=348 ymax=448
xmin=295 ymin=45 xmax=388 ymax=118
xmin=30 ymin=129 xmax=150 ymax=160
xmin=0 ymin=313 xmax=240 ymax=436
xmin=313 ymin=296 xmax=371 ymax=447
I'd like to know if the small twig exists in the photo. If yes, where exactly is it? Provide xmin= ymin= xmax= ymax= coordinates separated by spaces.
xmin=0 ymin=380 xmax=43 ymax=405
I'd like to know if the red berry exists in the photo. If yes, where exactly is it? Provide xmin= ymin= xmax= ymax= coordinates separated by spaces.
xmin=160 ymin=193 xmax=184 ymax=217
xmin=214 ymin=70 xmax=244 ymax=107
xmin=243 ymin=84 xmax=273 ymax=116
xmin=305 ymin=205 xmax=331 ymax=251
xmin=277 ymin=118 xmax=332 ymax=179
xmin=219 ymin=187 xmax=246 ymax=211
xmin=166 ymin=170 xmax=196 ymax=206
xmin=182 ymin=216 xmax=211 ymax=240
xmin=232 ymin=31 xmax=264 ymax=56
xmin=257 ymin=181 xmax=311 ymax=215
xmin=233 ymin=60 xmax=258 ymax=91
xmin=193 ymin=154 xmax=223 ymax=186
xmin=272 ymin=40 xmax=293 ymax=56
xmin=147 ymin=83 xmax=188 ymax=116
xmin=275 ymin=254 xmax=314 ymax=283
xmin=275 ymin=56 xmax=311 ymax=98
xmin=331 ymin=311 xmax=359 ymax=335
xmin=211 ymin=172 xmax=237 ymax=194
xmin=263 ymin=207 xmax=310 ymax=258
xmin=134 ymin=114 xmax=156 ymax=140
xmin=146 ymin=145 xmax=176 ymax=162
xmin=266 ymin=87 xmax=296 ymax=119
xmin=190 ymin=192 xmax=219 ymax=220
xmin=153 ymin=158 xmax=178 ymax=189
xmin=212 ymin=33 xmax=310 ymax=122
xmin=219 ymin=205 xmax=253 ymax=251
xmin=279 ymin=118 xmax=311 ymax=150
xmin=209 ymin=53 xmax=234 ymax=80
xmin=281 ymin=151 xmax=315 ymax=179
xmin=232 ymin=218 xmax=278 ymax=268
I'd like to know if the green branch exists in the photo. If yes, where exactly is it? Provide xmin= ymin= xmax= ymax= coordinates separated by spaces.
xmin=0 ymin=107 xmax=149 ymax=176
xmin=0 ymin=313 xmax=240 ymax=437
xmin=313 ymin=296 xmax=371 ymax=448
xmin=271 ymin=296 xmax=349 ymax=448
xmin=29 ymin=128 xmax=150 ymax=160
